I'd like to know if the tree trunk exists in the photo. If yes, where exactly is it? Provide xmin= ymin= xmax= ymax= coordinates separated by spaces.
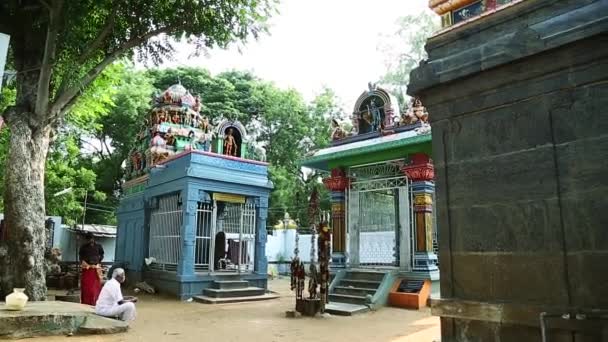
xmin=0 ymin=113 xmax=50 ymax=300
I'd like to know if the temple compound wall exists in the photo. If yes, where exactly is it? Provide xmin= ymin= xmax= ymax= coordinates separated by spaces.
xmin=409 ymin=0 xmax=607 ymax=340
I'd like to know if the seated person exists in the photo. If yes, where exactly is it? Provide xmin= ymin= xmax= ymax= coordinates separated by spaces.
xmin=95 ymin=268 xmax=137 ymax=321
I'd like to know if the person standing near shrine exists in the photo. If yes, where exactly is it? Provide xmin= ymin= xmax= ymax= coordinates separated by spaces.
xmin=79 ymin=232 xmax=104 ymax=305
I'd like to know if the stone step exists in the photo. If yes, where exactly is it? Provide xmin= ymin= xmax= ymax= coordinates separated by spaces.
xmin=194 ymin=292 xmax=279 ymax=304
xmin=77 ymin=315 xmax=129 ymax=335
xmin=325 ymin=302 xmax=369 ymax=316
xmin=339 ymin=279 xmax=382 ymax=289
xmin=202 ymin=287 xmax=265 ymax=298
xmin=213 ymin=273 xmax=243 ymax=280
xmin=213 ymin=280 xmax=249 ymax=290
xmin=333 ymin=286 xmax=377 ymax=297
xmin=345 ymin=271 xmax=386 ymax=282
xmin=329 ymin=293 xmax=369 ymax=305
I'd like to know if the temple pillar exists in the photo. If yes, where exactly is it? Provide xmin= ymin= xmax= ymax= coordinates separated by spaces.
xmin=402 ymin=153 xmax=438 ymax=273
xmin=178 ymin=187 xmax=208 ymax=277
xmin=254 ymin=196 xmax=269 ymax=275
xmin=322 ymin=168 xmax=351 ymax=268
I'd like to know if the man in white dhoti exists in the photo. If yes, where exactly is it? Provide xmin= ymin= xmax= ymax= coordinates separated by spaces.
xmin=95 ymin=268 xmax=137 ymax=321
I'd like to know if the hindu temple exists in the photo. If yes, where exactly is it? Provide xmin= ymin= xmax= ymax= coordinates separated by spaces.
xmin=301 ymin=83 xmax=439 ymax=315
xmin=115 ymin=83 xmax=274 ymax=302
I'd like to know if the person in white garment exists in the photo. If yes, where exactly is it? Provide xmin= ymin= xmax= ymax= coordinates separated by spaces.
xmin=95 ymin=268 xmax=137 ymax=322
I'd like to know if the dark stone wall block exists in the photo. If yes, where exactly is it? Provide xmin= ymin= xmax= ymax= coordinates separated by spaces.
xmin=409 ymin=0 xmax=608 ymax=339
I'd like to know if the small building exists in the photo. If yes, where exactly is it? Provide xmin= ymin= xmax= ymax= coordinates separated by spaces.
xmin=115 ymin=84 xmax=272 ymax=300
xmin=301 ymin=84 xmax=439 ymax=312
xmin=59 ymin=224 xmax=117 ymax=263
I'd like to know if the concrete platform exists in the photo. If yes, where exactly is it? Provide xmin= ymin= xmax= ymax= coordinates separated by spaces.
xmin=194 ymin=292 xmax=279 ymax=304
xmin=325 ymin=302 xmax=369 ymax=316
xmin=0 ymin=301 xmax=128 ymax=339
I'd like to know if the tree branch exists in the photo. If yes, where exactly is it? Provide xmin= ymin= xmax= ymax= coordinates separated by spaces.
xmin=38 ymin=0 xmax=51 ymax=11
xmin=77 ymin=10 xmax=116 ymax=64
xmin=49 ymin=24 xmax=182 ymax=123
xmin=101 ymin=136 xmax=113 ymax=159
xmin=53 ymin=4 xmax=118 ymax=99
xmin=81 ymin=138 xmax=104 ymax=156
xmin=35 ymin=0 xmax=64 ymax=118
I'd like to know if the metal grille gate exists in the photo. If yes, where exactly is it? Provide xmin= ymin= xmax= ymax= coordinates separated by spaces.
xmin=194 ymin=202 xmax=214 ymax=271
xmin=195 ymin=200 xmax=256 ymax=273
xmin=346 ymin=161 xmax=414 ymax=270
xmin=148 ymin=193 xmax=183 ymax=271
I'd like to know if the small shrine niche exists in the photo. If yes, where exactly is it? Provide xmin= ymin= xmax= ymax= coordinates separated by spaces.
xmin=330 ymin=83 xmax=430 ymax=143
xmin=217 ymin=120 xmax=248 ymax=158
xmin=356 ymin=95 xmax=386 ymax=134
xmin=351 ymin=83 xmax=398 ymax=136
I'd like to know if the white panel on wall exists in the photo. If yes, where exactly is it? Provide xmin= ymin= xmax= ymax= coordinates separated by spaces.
xmin=0 ymin=33 xmax=9 ymax=92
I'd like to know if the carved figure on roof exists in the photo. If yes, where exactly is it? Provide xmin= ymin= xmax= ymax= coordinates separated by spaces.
xmin=156 ymin=109 xmax=168 ymax=124
xmin=193 ymin=96 xmax=201 ymax=113
xmin=368 ymin=81 xmax=377 ymax=93
xmin=151 ymin=149 xmax=169 ymax=165
xmin=400 ymin=98 xmax=428 ymax=126
xmin=163 ymin=91 xmax=172 ymax=104
xmin=165 ymin=129 xmax=176 ymax=146
xmin=223 ymin=128 xmax=237 ymax=156
xmin=200 ymin=116 xmax=210 ymax=132
xmin=369 ymin=99 xmax=383 ymax=131
xmin=331 ymin=119 xmax=347 ymax=141
xmin=162 ymin=84 xmax=188 ymax=105
xmin=171 ymin=111 xmax=181 ymax=124
xmin=151 ymin=132 xmax=166 ymax=148
xmin=350 ymin=116 xmax=359 ymax=135
xmin=412 ymin=98 xmax=428 ymax=123
xmin=130 ymin=150 xmax=143 ymax=172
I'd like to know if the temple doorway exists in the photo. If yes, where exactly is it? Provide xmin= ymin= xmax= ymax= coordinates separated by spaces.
xmin=346 ymin=162 xmax=413 ymax=270
xmin=194 ymin=196 xmax=256 ymax=273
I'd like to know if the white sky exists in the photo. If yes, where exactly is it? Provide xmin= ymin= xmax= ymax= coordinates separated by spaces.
xmin=160 ymin=0 xmax=431 ymax=112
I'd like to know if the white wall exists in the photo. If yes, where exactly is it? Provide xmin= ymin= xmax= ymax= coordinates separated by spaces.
xmin=0 ymin=33 xmax=9 ymax=91
xmin=265 ymin=230 xmax=398 ymax=264
xmin=55 ymin=227 xmax=116 ymax=263
xmin=266 ymin=230 xmax=319 ymax=262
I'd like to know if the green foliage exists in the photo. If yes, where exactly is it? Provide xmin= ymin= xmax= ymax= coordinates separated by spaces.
xmin=45 ymin=135 xmax=108 ymax=225
xmin=379 ymin=12 xmax=439 ymax=107
xmin=67 ymin=63 xmax=125 ymax=134
xmin=1 ymin=61 xmax=338 ymax=227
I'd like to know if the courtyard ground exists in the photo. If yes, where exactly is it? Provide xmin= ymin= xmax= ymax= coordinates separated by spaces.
xmin=41 ymin=278 xmax=439 ymax=342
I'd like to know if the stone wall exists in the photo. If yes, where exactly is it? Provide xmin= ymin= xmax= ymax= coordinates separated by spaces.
xmin=408 ymin=0 xmax=608 ymax=340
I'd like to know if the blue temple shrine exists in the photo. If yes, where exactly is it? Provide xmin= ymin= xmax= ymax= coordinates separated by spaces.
xmin=115 ymin=84 xmax=273 ymax=301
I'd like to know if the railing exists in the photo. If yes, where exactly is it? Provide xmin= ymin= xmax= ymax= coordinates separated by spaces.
xmin=148 ymin=193 xmax=182 ymax=271
xmin=194 ymin=202 xmax=213 ymax=271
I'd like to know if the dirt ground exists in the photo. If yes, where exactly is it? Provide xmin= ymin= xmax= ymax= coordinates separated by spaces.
xmin=41 ymin=278 xmax=440 ymax=342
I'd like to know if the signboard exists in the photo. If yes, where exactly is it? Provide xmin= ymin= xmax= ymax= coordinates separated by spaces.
xmin=0 ymin=33 xmax=9 ymax=92
xmin=213 ymin=193 xmax=246 ymax=204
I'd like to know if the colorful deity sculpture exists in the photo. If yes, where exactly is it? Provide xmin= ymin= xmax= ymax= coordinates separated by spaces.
xmin=400 ymin=98 xmax=429 ymax=126
xmin=331 ymin=119 xmax=347 ymax=141
xmin=369 ymin=99 xmax=383 ymax=132
xmin=223 ymin=128 xmax=237 ymax=157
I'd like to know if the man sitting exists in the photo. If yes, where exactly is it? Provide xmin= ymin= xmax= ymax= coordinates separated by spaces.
xmin=95 ymin=268 xmax=137 ymax=322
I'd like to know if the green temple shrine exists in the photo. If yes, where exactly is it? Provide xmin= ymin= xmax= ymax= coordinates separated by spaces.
xmin=301 ymin=84 xmax=439 ymax=314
